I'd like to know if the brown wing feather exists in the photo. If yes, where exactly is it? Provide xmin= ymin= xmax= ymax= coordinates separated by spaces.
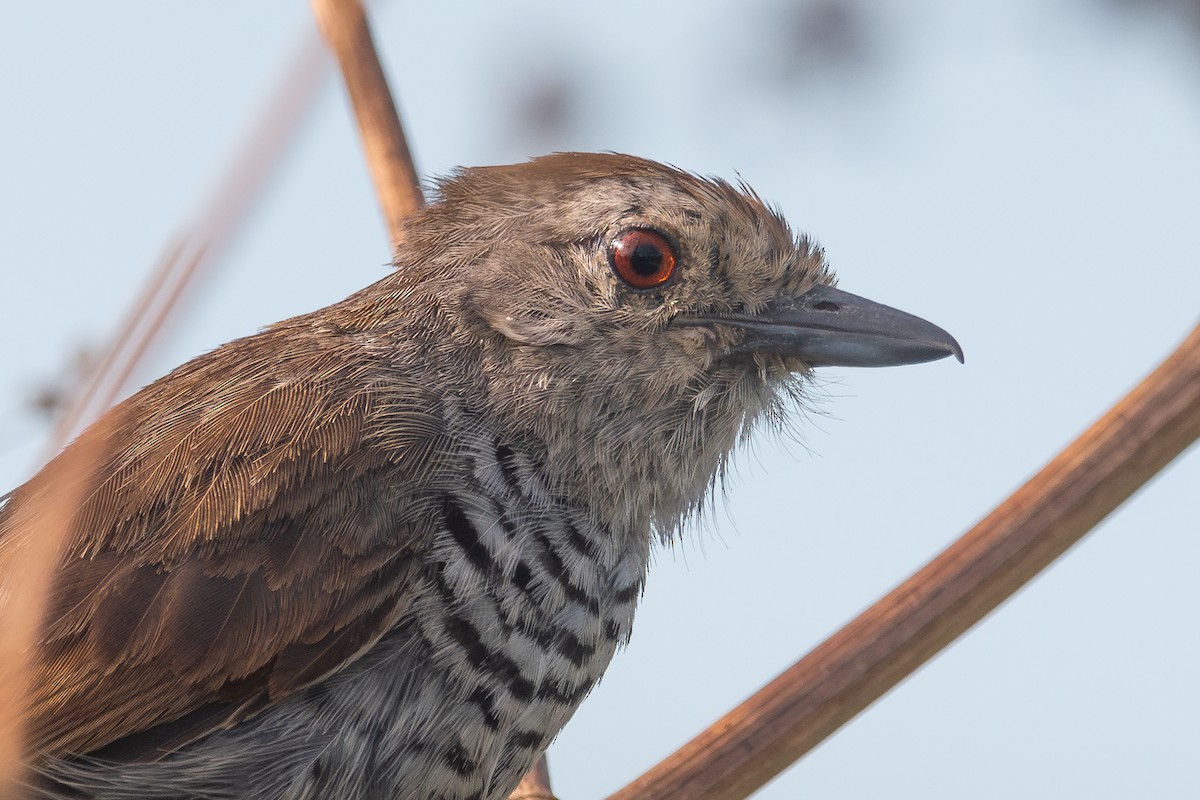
xmin=1 ymin=324 xmax=446 ymax=760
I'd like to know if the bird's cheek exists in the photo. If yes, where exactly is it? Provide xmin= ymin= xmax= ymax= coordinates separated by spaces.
xmin=780 ymin=354 xmax=817 ymax=375
xmin=671 ymin=326 xmax=729 ymax=370
xmin=469 ymin=299 xmax=591 ymax=348
xmin=750 ymin=352 xmax=813 ymax=384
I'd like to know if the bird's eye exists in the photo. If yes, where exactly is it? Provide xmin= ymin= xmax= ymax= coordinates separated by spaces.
xmin=609 ymin=228 xmax=678 ymax=290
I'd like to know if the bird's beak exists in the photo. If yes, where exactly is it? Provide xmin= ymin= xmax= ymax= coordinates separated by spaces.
xmin=683 ymin=283 xmax=964 ymax=368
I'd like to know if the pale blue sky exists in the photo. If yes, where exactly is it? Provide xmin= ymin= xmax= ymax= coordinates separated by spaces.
xmin=2 ymin=2 xmax=1198 ymax=797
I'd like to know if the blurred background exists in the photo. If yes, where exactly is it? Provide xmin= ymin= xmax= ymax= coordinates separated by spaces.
xmin=2 ymin=1 xmax=1198 ymax=797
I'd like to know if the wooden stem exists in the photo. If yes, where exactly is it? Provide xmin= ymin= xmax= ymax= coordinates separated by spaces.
xmin=608 ymin=320 xmax=1200 ymax=800
xmin=48 ymin=31 xmax=328 ymax=451
xmin=509 ymin=754 xmax=558 ymax=800
xmin=311 ymin=0 xmax=423 ymax=245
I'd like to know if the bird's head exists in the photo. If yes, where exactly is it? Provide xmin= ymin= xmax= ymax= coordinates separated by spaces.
xmin=370 ymin=153 xmax=961 ymax=535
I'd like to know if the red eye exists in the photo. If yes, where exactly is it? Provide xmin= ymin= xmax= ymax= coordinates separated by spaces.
xmin=609 ymin=228 xmax=678 ymax=290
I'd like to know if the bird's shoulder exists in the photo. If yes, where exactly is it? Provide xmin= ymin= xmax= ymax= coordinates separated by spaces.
xmin=5 ymin=321 xmax=456 ymax=759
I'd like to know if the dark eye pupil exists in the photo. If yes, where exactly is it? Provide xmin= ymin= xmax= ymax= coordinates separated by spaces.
xmin=629 ymin=243 xmax=663 ymax=276
xmin=609 ymin=228 xmax=677 ymax=289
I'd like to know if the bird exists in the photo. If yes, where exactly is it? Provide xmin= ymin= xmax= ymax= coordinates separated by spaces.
xmin=0 ymin=153 xmax=962 ymax=800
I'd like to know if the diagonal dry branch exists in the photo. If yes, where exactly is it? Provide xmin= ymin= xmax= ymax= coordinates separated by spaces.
xmin=607 ymin=319 xmax=1200 ymax=800
xmin=48 ymin=30 xmax=330 ymax=454
xmin=311 ymin=0 xmax=423 ymax=245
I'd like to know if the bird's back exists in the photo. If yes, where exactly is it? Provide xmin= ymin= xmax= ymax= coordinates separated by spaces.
xmin=4 ymin=295 xmax=648 ymax=799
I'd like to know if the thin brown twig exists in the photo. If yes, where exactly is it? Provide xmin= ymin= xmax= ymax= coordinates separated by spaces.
xmin=311 ymin=0 xmax=423 ymax=245
xmin=508 ymin=755 xmax=556 ymax=800
xmin=310 ymin=4 xmax=554 ymax=798
xmin=89 ymin=243 xmax=210 ymax=435
xmin=47 ymin=28 xmax=329 ymax=454
xmin=608 ymin=319 xmax=1200 ymax=800
xmin=47 ymin=234 xmax=187 ymax=451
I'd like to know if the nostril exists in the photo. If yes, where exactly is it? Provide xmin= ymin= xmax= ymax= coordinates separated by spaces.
xmin=813 ymin=300 xmax=840 ymax=312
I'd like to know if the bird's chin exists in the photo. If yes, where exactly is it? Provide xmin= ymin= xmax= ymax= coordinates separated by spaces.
xmin=707 ymin=348 xmax=813 ymax=385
